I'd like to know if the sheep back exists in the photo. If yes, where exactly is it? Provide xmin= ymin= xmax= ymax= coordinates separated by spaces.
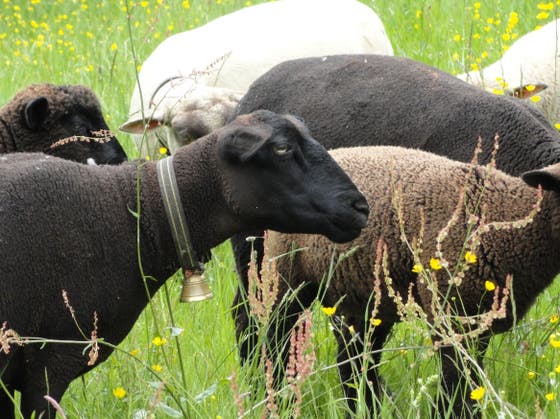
xmin=234 ymin=54 xmax=560 ymax=176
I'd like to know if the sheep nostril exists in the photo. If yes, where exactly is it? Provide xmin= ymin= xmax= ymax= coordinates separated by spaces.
xmin=352 ymin=199 xmax=370 ymax=218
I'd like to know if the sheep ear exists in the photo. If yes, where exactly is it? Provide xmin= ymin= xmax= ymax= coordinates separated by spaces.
xmin=522 ymin=164 xmax=560 ymax=192
xmin=119 ymin=116 xmax=163 ymax=134
xmin=218 ymin=125 xmax=273 ymax=164
xmin=23 ymin=96 xmax=49 ymax=130
xmin=511 ymin=83 xmax=548 ymax=99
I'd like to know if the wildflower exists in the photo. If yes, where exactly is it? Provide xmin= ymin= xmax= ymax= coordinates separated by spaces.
xmin=321 ymin=306 xmax=336 ymax=317
xmin=110 ymin=43 xmax=117 ymax=51
xmin=528 ymin=371 xmax=537 ymax=379
xmin=429 ymin=258 xmax=443 ymax=271
xmin=537 ymin=11 xmax=550 ymax=20
xmin=452 ymin=52 xmax=460 ymax=61
xmin=129 ymin=349 xmax=139 ymax=356
xmin=492 ymin=88 xmax=505 ymax=95
xmin=470 ymin=386 xmax=485 ymax=401
xmin=470 ymin=63 xmax=479 ymax=72
xmin=485 ymin=280 xmax=496 ymax=291
xmin=555 ymin=364 xmax=560 ymax=373
xmin=152 ymin=363 xmax=163 ymax=372
xmin=474 ymin=2 xmax=481 ymax=9
xmin=531 ymin=96 xmax=542 ymax=103
xmin=538 ymin=2 xmax=554 ymax=10
xmin=152 ymin=336 xmax=167 ymax=346
xmin=159 ymin=146 xmax=168 ymax=155
xmin=112 ymin=386 xmax=126 ymax=399
xmin=411 ymin=263 xmax=423 ymax=273
xmin=453 ymin=34 xmax=462 ymax=42
xmin=415 ymin=10 xmax=422 ymax=18
xmin=526 ymin=84 xmax=536 ymax=91
xmin=546 ymin=392 xmax=556 ymax=401
xmin=182 ymin=0 xmax=190 ymax=8
xmin=554 ymin=123 xmax=560 ymax=130
xmin=464 ymin=251 xmax=477 ymax=264
xmin=370 ymin=318 xmax=382 ymax=327
xmin=551 ymin=314 xmax=559 ymax=324
xmin=550 ymin=333 xmax=560 ymax=348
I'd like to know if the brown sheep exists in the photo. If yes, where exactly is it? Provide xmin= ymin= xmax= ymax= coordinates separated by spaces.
xmin=245 ymin=145 xmax=556 ymax=417
xmin=0 ymin=83 xmax=127 ymax=164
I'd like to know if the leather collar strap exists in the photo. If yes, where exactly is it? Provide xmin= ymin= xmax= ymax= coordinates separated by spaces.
xmin=156 ymin=155 xmax=202 ymax=275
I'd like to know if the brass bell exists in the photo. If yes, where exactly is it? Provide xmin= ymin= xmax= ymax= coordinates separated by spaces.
xmin=180 ymin=270 xmax=213 ymax=302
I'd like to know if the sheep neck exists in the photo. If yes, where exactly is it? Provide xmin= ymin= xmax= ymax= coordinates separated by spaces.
xmin=137 ymin=134 xmax=238 ymax=289
xmin=0 ymin=116 xmax=17 ymax=153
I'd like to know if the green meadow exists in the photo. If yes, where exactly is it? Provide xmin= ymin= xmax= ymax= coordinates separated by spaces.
xmin=1 ymin=0 xmax=560 ymax=417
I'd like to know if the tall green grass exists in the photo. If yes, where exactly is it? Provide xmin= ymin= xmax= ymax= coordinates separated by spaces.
xmin=1 ymin=0 xmax=560 ymax=417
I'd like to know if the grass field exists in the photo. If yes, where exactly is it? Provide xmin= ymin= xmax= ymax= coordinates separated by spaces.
xmin=1 ymin=0 xmax=560 ymax=417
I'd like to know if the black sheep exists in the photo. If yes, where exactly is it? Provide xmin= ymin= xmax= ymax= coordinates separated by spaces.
xmin=230 ymin=53 xmax=560 ymax=367
xmin=0 ymin=83 xmax=127 ymax=164
xmin=0 ymin=110 xmax=368 ymax=418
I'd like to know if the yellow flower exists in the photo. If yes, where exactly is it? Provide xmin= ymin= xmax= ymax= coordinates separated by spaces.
xmin=321 ymin=306 xmax=336 ymax=317
xmin=546 ymin=392 xmax=556 ymax=401
xmin=525 ymin=84 xmax=536 ymax=92
xmin=182 ymin=0 xmax=190 ymax=8
xmin=464 ymin=251 xmax=477 ymax=264
xmin=550 ymin=333 xmax=560 ymax=348
xmin=555 ymin=123 xmax=560 ymax=130
xmin=492 ymin=88 xmax=505 ymax=95
xmin=531 ymin=96 xmax=541 ymax=103
xmin=527 ymin=371 xmax=537 ymax=379
xmin=129 ymin=349 xmax=140 ymax=356
xmin=485 ymin=280 xmax=496 ymax=291
xmin=470 ymin=386 xmax=485 ymax=401
xmin=429 ymin=258 xmax=443 ymax=271
xmin=453 ymin=34 xmax=462 ymax=42
xmin=474 ymin=2 xmax=481 ymax=9
xmin=550 ymin=314 xmax=559 ymax=324
xmin=348 ymin=325 xmax=355 ymax=335
xmin=152 ymin=363 xmax=163 ymax=372
xmin=537 ymin=11 xmax=550 ymax=20
xmin=470 ymin=63 xmax=479 ymax=72
xmin=152 ymin=336 xmax=167 ymax=346
xmin=110 ymin=43 xmax=118 ymax=51
xmin=370 ymin=318 xmax=382 ymax=327
xmin=555 ymin=364 xmax=560 ymax=373
xmin=159 ymin=146 xmax=168 ymax=155
xmin=112 ymin=386 xmax=127 ymax=399
xmin=415 ymin=10 xmax=422 ymax=18
xmin=538 ymin=2 xmax=554 ymax=10
xmin=411 ymin=263 xmax=423 ymax=273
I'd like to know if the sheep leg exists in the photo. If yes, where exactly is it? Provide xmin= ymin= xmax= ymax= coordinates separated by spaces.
xmin=0 ymin=386 xmax=16 ymax=419
xmin=231 ymin=231 xmax=264 ymax=362
xmin=19 ymin=344 xmax=87 ymax=419
xmin=334 ymin=315 xmax=391 ymax=414
xmin=437 ymin=335 xmax=490 ymax=418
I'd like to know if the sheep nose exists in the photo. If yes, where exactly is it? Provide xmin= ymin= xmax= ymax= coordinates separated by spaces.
xmin=352 ymin=195 xmax=370 ymax=222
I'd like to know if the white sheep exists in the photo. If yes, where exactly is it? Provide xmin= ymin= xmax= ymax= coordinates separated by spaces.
xmin=119 ymin=0 xmax=394 ymax=156
xmin=458 ymin=18 xmax=559 ymax=124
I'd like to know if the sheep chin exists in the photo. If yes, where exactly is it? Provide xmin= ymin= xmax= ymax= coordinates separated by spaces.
xmin=86 ymin=158 xmax=98 ymax=166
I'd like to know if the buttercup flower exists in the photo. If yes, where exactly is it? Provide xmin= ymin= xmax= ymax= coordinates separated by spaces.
xmin=152 ymin=336 xmax=168 ymax=346
xmin=485 ymin=280 xmax=496 ymax=292
xmin=321 ymin=306 xmax=336 ymax=317
xmin=429 ymin=258 xmax=443 ymax=271
xmin=470 ymin=386 xmax=485 ymax=401
xmin=370 ymin=318 xmax=382 ymax=327
xmin=464 ymin=251 xmax=477 ymax=264
xmin=411 ymin=263 xmax=423 ymax=273
xmin=112 ymin=386 xmax=126 ymax=399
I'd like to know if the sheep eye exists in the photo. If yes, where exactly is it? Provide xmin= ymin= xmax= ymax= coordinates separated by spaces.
xmin=273 ymin=143 xmax=291 ymax=156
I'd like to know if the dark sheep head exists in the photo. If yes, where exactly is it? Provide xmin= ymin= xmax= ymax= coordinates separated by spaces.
xmin=212 ymin=110 xmax=370 ymax=243
xmin=0 ymin=84 xmax=127 ymax=164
